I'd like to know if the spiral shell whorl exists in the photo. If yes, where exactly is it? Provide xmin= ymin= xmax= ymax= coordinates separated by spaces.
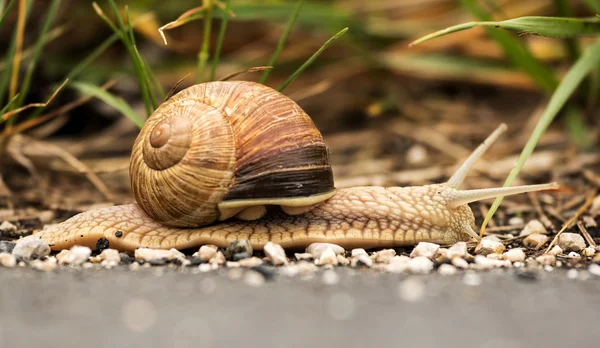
xmin=130 ymin=86 xmax=236 ymax=227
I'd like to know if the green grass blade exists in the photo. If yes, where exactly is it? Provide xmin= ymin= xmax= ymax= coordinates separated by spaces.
xmin=198 ymin=0 xmax=214 ymax=82
xmin=0 ymin=0 xmax=15 ymax=29
xmin=0 ymin=93 xmax=19 ymax=116
xmin=66 ymin=34 xmax=119 ymax=81
xmin=209 ymin=0 xmax=232 ymax=82
xmin=480 ymin=37 xmax=600 ymax=234
xmin=259 ymin=0 xmax=304 ymax=84
xmin=583 ymin=0 xmax=600 ymax=13
xmin=70 ymin=81 xmax=144 ymax=128
xmin=16 ymin=0 xmax=61 ymax=108
xmin=278 ymin=27 xmax=348 ymax=92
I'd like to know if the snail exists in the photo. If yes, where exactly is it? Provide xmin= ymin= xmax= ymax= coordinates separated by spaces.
xmin=30 ymin=81 xmax=558 ymax=251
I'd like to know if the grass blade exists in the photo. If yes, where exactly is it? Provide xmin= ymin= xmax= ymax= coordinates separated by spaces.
xmin=583 ymin=0 xmax=600 ymax=13
xmin=259 ymin=0 xmax=304 ymax=84
xmin=198 ymin=0 xmax=214 ymax=82
xmin=480 ymin=37 xmax=600 ymax=235
xmin=0 ymin=0 xmax=15 ymax=29
xmin=9 ymin=0 xmax=26 ymax=100
xmin=209 ymin=0 xmax=233 ymax=82
xmin=0 ymin=93 xmax=19 ymax=115
xmin=70 ymin=81 xmax=144 ymax=128
xmin=278 ymin=27 xmax=348 ymax=92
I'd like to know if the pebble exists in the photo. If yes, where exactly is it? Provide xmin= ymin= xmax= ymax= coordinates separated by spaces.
xmin=226 ymin=261 xmax=241 ymax=268
xmin=351 ymin=248 xmax=368 ymax=257
xmin=548 ymin=245 xmax=563 ymax=256
xmin=210 ymin=251 xmax=226 ymax=265
xmin=134 ymin=248 xmax=174 ymax=262
xmin=438 ymin=264 xmax=457 ymax=276
xmin=281 ymin=261 xmax=318 ymax=278
xmin=503 ymin=248 xmax=526 ymax=262
xmin=224 ymin=240 xmax=253 ymax=261
xmin=447 ymin=242 xmax=468 ymax=259
xmin=198 ymin=245 xmax=218 ymax=261
xmin=452 ymin=257 xmax=469 ymax=269
xmin=12 ymin=238 xmax=50 ymax=260
xmin=475 ymin=239 xmax=505 ymax=255
xmin=322 ymin=270 xmax=341 ymax=285
xmin=405 ymin=144 xmax=428 ymax=165
xmin=337 ymin=254 xmax=350 ymax=266
xmin=57 ymin=246 xmax=92 ymax=265
xmin=508 ymin=216 xmax=524 ymax=225
xmin=306 ymin=243 xmax=344 ymax=258
xmin=31 ymin=257 xmax=57 ymax=272
xmin=535 ymin=254 xmax=556 ymax=266
xmin=593 ymin=253 xmax=600 ymax=263
xmin=0 ymin=252 xmax=17 ymax=267
xmin=582 ymin=246 xmax=596 ymax=257
xmin=243 ymin=270 xmax=265 ymax=287
xmin=350 ymin=253 xmax=373 ymax=268
xmin=198 ymin=263 xmax=215 ymax=273
xmin=397 ymin=277 xmax=426 ymax=302
xmin=264 ymin=242 xmax=288 ymax=265
xmin=294 ymin=253 xmax=313 ymax=261
xmin=408 ymin=256 xmax=434 ymax=274
xmin=99 ymin=249 xmax=121 ymax=263
xmin=567 ymin=251 xmax=581 ymax=258
xmin=373 ymin=249 xmax=396 ymax=263
xmin=410 ymin=242 xmax=440 ymax=259
xmin=523 ymin=233 xmax=549 ymax=248
xmin=588 ymin=263 xmax=600 ymax=277
xmin=119 ymin=253 xmax=133 ymax=265
xmin=519 ymin=219 xmax=547 ymax=236
xmin=590 ymin=195 xmax=600 ymax=215
xmin=0 ymin=241 xmax=15 ymax=254
xmin=0 ymin=221 xmax=17 ymax=237
xmin=238 ymin=257 xmax=263 ymax=268
xmin=557 ymin=233 xmax=586 ymax=252
xmin=315 ymin=247 xmax=338 ymax=266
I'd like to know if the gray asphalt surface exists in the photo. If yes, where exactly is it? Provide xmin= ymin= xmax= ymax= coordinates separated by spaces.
xmin=1 ymin=267 xmax=598 ymax=348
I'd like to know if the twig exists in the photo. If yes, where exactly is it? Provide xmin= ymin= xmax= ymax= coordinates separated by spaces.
xmin=220 ymin=66 xmax=272 ymax=81
xmin=1 ymin=79 xmax=68 ymax=123
xmin=544 ymin=191 xmax=597 ymax=253
xmin=165 ymin=73 xmax=191 ymax=101
xmin=528 ymin=191 xmax=554 ymax=230
xmin=577 ymin=221 xmax=597 ymax=248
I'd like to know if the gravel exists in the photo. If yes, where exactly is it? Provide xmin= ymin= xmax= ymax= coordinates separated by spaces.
xmin=12 ymin=238 xmax=50 ymax=260
xmin=306 ymin=243 xmax=344 ymax=258
xmin=557 ymin=233 xmax=586 ymax=252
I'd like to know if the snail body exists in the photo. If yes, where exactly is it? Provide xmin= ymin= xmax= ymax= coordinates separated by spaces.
xmin=31 ymin=82 xmax=558 ymax=251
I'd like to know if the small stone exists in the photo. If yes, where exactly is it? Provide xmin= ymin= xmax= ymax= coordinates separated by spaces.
xmin=306 ymin=243 xmax=344 ymax=258
xmin=508 ymin=216 xmax=524 ymax=225
xmin=198 ymin=263 xmax=213 ymax=273
xmin=397 ymin=277 xmax=426 ymax=302
xmin=119 ymin=253 xmax=133 ymax=265
xmin=134 ymin=248 xmax=174 ymax=262
xmin=523 ymin=233 xmax=549 ymax=248
xmin=504 ymin=248 xmax=526 ymax=262
xmin=316 ymin=247 xmax=338 ymax=266
xmin=438 ymin=264 xmax=457 ymax=276
xmin=322 ymin=270 xmax=340 ymax=285
xmin=588 ymin=263 xmax=600 ymax=277
xmin=590 ymin=195 xmax=600 ymax=215
xmin=582 ymin=246 xmax=596 ymax=257
xmin=535 ymin=254 xmax=556 ymax=266
xmin=350 ymin=254 xmax=373 ymax=268
xmin=336 ymin=254 xmax=350 ymax=266
xmin=0 ymin=252 xmax=16 ymax=267
xmin=567 ymin=251 xmax=581 ymax=258
xmin=226 ymin=261 xmax=241 ymax=268
xmin=558 ymin=233 xmax=586 ymax=252
xmin=58 ymin=245 xmax=92 ymax=265
xmin=452 ymin=257 xmax=469 ymax=269
xmin=0 ymin=221 xmax=17 ymax=237
xmin=30 ymin=257 xmax=57 ymax=272
xmin=482 ymin=235 xmax=501 ymax=242
xmin=410 ymin=242 xmax=440 ymax=259
xmin=224 ymin=240 xmax=253 ymax=261
xmin=210 ymin=251 xmax=226 ymax=265
xmin=373 ymin=249 xmax=396 ymax=263
xmin=593 ymin=253 xmax=600 ymax=263
xmin=0 ymin=241 xmax=15 ymax=254
xmin=243 ymin=270 xmax=265 ymax=287
xmin=406 ymin=144 xmax=428 ymax=165
xmin=548 ymin=245 xmax=563 ymax=256
xmin=12 ymin=238 xmax=50 ymax=260
xmin=169 ymin=248 xmax=186 ymax=260
xmin=198 ymin=245 xmax=218 ymax=261
xmin=447 ymin=242 xmax=468 ymax=260
xmin=475 ymin=239 xmax=505 ymax=255
xmin=294 ymin=253 xmax=313 ymax=261
xmin=351 ymin=248 xmax=368 ymax=257
xmin=519 ymin=220 xmax=547 ymax=236
xmin=239 ymin=257 xmax=263 ymax=268
xmin=264 ymin=242 xmax=288 ymax=265
xmin=408 ymin=256 xmax=434 ymax=274
xmin=95 ymin=238 xmax=110 ymax=252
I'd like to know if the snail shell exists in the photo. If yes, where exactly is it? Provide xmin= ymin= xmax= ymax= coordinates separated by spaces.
xmin=129 ymin=81 xmax=335 ymax=227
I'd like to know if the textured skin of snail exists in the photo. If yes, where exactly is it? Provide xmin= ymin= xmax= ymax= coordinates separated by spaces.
xmin=33 ymin=184 xmax=475 ymax=251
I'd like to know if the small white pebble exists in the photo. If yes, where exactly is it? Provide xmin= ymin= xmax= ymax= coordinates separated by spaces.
xmin=351 ymin=248 xmax=368 ymax=257
xmin=567 ymin=251 xmax=581 ymax=258
xmin=198 ymin=245 xmax=218 ymax=261
xmin=243 ymin=270 xmax=265 ymax=287
xmin=405 ymin=144 xmax=428 ymax=165
xmin=475 ymin=239 xmax=505 ymax=256
xmin=58 ymin=245 xmax=92 ymax=266
xmin=558 ymin=233 xmax=586 ymax=252
xmin=0 ymin=221 xmax=17 ymax=237
xmin=316 ymin=247 xmax=338 ymax=266
xmin=337 ymin=254 xmax=350 ymax=266
xmin=294 ymin=253 xmax=313 ymax=261
xmin=508 ymin=216 xmax=524 ymax=225
xmin=519 ymin=220 xmax=547 ymax=236
xmin=473 ymin=255 xmax=506 ymax=270
xmin=462 ymin=272 xmax=482 ymax=286
xmin=588 ymin=263 xmax=600 ymax=277
xmin=438 ymin=263 xmax=457 ymax=276
xmin=385 ymin=262 xmax=407 ymax=274
xmin=397 ymin=277 xmax=425 ymax=302
xmin=264 ymin=242 xmax=288 ymax=265
xmin=322 ymin=270 xmax=340 ymax=285
xmin=31 ymin=257 xmax=57 ymax=272
xmin=100 ymin=249 xmax=121 ymax=263
xmin=12 ymin=238 xmax=50 ymax=260
xmin=209 ymin=251 xmax=226 ymax=265
xmin=535 ymin=254 xmax=556 ymax=266
xmin=504 ymin=248 xmax=526 ymax=263
xmin=0 ymin=252 xmax=16 ymax=267
xmin=548 ymin=245 xmax=563 ymax=256
xmin=544 ymin=265 xmax=554 ymax=272
xmin=350 ymin=254 xmax=373 ymax=268
xmin=447 ymin=242 xmax=468 ymax=260
xmin=238 ymin=257 xmax=263 ymax=268
xmin=169 ymin=248 xmax=186 ymax=260
xmin=590 ymin=195 xmax=600 ymax=215
xmin=410 ymin=242 xmax=440 ymax=259
xmin=582 ymin=246 xmax=596 ymax=257
xmin=198 ymin=263 xmax=214 ymax=272
xmin=408 ymin=256 xmax=434 ymax=274
xmin=135 ymin=248 xmax=174 ymax=262
xmin=226 ymin=261 xmax=241 ymax=268
xmin=566 ymin=269 xmax=579 ymax=279
xmin=373 ymin=249 xmax=396 ymax=263
xmin=306 ymin=243 xmax=344 ymax=258
xmin=452 ymin=257 xmax=469 ymax=269
xmin=523 ymin=234 xmax=549 ymax=249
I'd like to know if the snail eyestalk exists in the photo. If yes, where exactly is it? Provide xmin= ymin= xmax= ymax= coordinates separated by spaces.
xmin=446 ymin=123 xmax=507 ymax=188
xmin=448 ymin=182 xmax=559 ymax=209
